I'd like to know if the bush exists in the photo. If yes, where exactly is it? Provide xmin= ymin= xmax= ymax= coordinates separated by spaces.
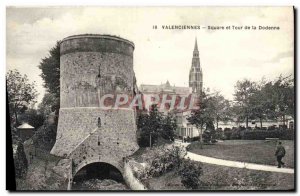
xmin=179 ymin=159 xmax=202 ymax=189
xmin=147 ymin=145 xmax=186 ymax=177
xmin=230 ymin=129 xmax=241 ymax=139
xmin=241 ymin=128 xmax=294 ymax=140
xmin=32 ymin=124 xmax=57 ymax=151
xmin=202 ymin=130 xmax=211 ymax=143
xmin=224 ymin=128 xmax=232 ymax=140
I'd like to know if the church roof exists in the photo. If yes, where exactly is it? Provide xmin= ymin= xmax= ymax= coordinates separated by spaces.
xmin=140 ymin=81 xmax=190 ymax=95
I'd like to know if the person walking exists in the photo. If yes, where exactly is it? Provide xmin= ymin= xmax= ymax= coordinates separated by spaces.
xmin=275 ymin=141 xmax=286 ymax=168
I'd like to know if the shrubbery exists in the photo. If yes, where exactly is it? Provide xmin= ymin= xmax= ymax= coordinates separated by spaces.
xmin=179 ymin=159 xmax=203 ymax=189
xmin=223 ymin=127 xmax=294 ymax=140
xmin=241 ymin=129 xmax=294 ymax=140
xmin=136 ymin=144 xmax=203 ymax=189
xmin=14 ymin=141 xmax=28 ymax=178
xmin=147 ymin=145 xmax=186 ymax=177
xmin=32 ymin=124 xmax=57 ymax=151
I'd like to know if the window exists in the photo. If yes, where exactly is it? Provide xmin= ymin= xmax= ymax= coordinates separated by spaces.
xmin=98 ymin=117 xmax=101 ymax=127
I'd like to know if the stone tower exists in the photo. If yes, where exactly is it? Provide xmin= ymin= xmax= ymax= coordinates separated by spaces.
xmin=50 ymin=34 xmax=139 ymax=182
xmin=189 ymin=38 xmax=203 ymax=95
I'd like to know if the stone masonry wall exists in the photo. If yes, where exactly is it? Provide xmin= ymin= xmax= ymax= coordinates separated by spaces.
xmin=50 ymin=35 xmax=139 ymax=178
xmin=60 ymin=52 xmax=134 ymax=108
xmin=51 ymin=108 xmax=139 ymax=160
xmin=59 ymin=35 xmax=135 ymax=108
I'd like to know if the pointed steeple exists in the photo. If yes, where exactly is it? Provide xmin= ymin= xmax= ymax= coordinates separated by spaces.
xmin=194 ymin=37 xmax=198 ymax=52
xmin=190 ymin=37 xmax=203 ymax=95
xmin=193 ymin=37 xmax=199 ymax=58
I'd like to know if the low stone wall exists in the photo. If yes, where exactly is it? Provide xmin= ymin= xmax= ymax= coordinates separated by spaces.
xmin=123 ymin=160 xmax=147 ymax=190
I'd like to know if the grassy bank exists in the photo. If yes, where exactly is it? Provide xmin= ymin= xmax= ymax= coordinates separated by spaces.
xmin=188 ymin=140 xmax=294 ymax=168
xmin=145 ymin=162 xmax=294 ymax=190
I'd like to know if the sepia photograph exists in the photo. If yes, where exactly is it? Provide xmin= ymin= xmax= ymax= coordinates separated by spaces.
xmin=6 ymin=6 xmax=295 ymax=191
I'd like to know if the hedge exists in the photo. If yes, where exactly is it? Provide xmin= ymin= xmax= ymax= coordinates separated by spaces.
xmin=241 ymin=129 xmax=294 ymax=140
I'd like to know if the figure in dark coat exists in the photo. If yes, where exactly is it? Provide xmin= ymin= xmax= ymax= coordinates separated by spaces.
xmin=275 ymin=141 xmax=286 ymax=168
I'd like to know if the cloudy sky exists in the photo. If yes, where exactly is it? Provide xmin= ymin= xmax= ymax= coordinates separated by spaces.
xmin=6 ymin=7 xmax=294 ymax=103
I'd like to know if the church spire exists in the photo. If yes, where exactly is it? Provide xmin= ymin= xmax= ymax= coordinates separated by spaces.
xmin=194 ymin=37 xmax=198 ymax=52
xmin=193 ymin=37 xmax=199 ymax=58
xmin=189 ymin=37 xmax=203 ymax=95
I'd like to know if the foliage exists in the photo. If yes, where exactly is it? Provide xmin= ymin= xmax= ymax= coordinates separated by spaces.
xmin=38 ymin=93 xmax=60 ymax=124
xmin=233 ymin=79 xmax=257 ymax=128
xmin=146 ymin=145 xmax=186 ymax=178
xmin=38 ymin=42 xmax=60 ymax=99
xmin=14 ymin=141 xmax=28 ymax=178
xmin=223 ymin=128 xmax=233 ymax=140
xmin=6 ymin=69 xmax=38 ymax=126
xmin=202 ymin=130 xmax=217 ymax=144
xmin=188 ymin=89 xmax=233 ymax=143
xmin=160 ymin=113 xmax=176 ymax=141
xmin=268 ymin=75 xmax=294 ymax=122
xmin=187 ymin=90 xmax=214 ymax=138
xmin=137 ymin=108 xmax=161 ymax=147
xmin=202 ymin=131 xmax=211 ymax=143
xmin=241 ymin=128 xmax=294 ymax=140
xmin=18 ymin=109 xmax=45 ymax=129
xmin=179 ymin=159 xmax=202 ymax=189
xmin=38 ymin=42 xmax=60 ymax=127
xmin=233 ymin=75 xmax=294 ymax=128
xmin=32 ymin=123 xmax=57 ymax=151
xmin=230 ymin=127 xmax=242 ymax=140
xmin=137 ymin=105 xmax=177 ymax=147
xmin=209 ymin=92 xmax=232 ymax=129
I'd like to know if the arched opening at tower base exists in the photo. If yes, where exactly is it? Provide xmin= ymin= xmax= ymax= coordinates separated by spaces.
xmin=72 ymin=162 xmax=128 ymax=190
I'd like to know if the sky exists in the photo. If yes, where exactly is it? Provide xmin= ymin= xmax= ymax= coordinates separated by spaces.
xmin=6 ymin=7 xmax=294 ymax=103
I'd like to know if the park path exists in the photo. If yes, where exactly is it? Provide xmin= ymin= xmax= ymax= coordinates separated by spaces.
xmin=174 ymin=140 xmax=294 ymax=174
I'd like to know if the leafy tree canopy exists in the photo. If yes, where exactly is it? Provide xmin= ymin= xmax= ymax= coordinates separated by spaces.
xmin=6 ymin=69 xmax=38 ymax=126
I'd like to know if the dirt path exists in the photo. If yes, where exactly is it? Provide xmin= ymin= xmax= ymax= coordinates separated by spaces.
xmin=175 ymin=140 xmax=294 ymax=174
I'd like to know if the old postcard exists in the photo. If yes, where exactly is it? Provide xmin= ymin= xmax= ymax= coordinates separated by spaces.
xmin=6 ymin=7 xmax=295 ymax=191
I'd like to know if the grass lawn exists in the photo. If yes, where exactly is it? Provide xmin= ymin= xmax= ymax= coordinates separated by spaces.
xmin=188 ymin=140 xmax=294 ymax=168
xmin=144 ymin=162 xmax=294 ymax=190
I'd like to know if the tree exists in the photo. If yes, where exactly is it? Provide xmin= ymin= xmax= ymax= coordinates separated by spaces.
xmin=6 ymin=69 xmax=38 ymax=126
xmin=160 ymin=113 xmax=177 ymax=142
xmin=233 ymin=79 xmax=257 ymax=128
xmin=187 ymin=90 xmax=214 ymax=147
xmin=271 ymin=75 xmax=294 ymax=125
xmin=137 ymin=105 xmax=177 ymax=147
xmin=18 ymin=109 xmax=45 ymax=129
xmin=38 ymin=93 xmax=59 ymax=119
xmin=38 ymin=41 xmax=60 ymax=120
xmin=209 ymin=92 xmax=232 ymax=129
xmin=248 ymin=79 xmax=274 ymax=128
xmin=39 ymin=42 xmax=60 ymax=98
xmin=232 ymin=75 xmax=294 ymax=129
xmin=137 ymin=105 xmax=162 ymax=147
